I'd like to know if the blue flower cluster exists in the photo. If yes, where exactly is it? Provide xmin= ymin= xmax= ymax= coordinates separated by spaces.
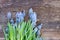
xmin=29 ymin=8 xmax=43 ymax=39
xmin=16 ymin=11 xmax=25 ymax=23
xmin=6 ymin=8 xmax=43 ymax=39
xmin=29 ymin=8 xmax=37 ymax=28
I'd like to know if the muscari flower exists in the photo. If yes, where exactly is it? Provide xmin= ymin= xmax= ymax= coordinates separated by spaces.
xmin=39 ymin=37 xmax=43 ymax=40
xmin=29 ymin=8 xmax=33 ymax=14
xmin=10 ymin=18 xmax=14 ymax=26
xmin=34 ymin=24 xmax=43 ymax=37
xmin=7 ymin=11 xmax=11 ymax=20
xmin=16 ymin=11 xmax=25 ymax=23
xmin=36 ymin=23 xmax=43 ymax=36
xmin=16 ymin=12 xmax=20 ymax=23
xmin=21 ymin=10 xmax=26 ymax=17
xmin=36 ymin=37 xmax=43 ymax=40
xmin=34 ymin=27 xmax=38 ymax=33
xmin=37 ymin=23 xmax=43 ymax=30
xmin=19 ymin=11 xmax=25 ymax=22
xmin=29 ymin=8 xmax=37 ymax=28
xmin=30 ymin=12 xmax=37 ymax=23
xmin=36 ymin=30 xmax=41 ymax=36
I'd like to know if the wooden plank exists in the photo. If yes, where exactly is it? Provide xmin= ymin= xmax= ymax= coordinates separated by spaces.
xmin=41 ymin=28 xmax=60 ymax=40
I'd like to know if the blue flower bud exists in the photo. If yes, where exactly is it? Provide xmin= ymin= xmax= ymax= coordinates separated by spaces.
xmin=36 ymin=37 xmax=43 ymax=40
xmin=34 ymin=27 xmax=38 ymax=33
xmin=37 ymin=30 xmax=40 ymax=36
xmin=16 ymin=12 xmax=19 ymax=18
xmin=21 ymin=10 xmax=26 ymax=17
xmin=19 ymin=12 xmax=24 ymax=22
xmin=16 ymin=12 xmax=20 ymax=23
xmin=29 ymin=11 xmax=37 ymax=27
xmin=16 ymin=18 xmax=20 ymax=23
xmin=31 ymin=22 xmax=36 ymax=28
xmin=39 ymin=37 xmax=43 ymax=40
xmin=16 ymin=11 xmax=25 ymax=23
xmin=37 ymin=23 xmax=43 ymax=30
xmin=32 ymin=12 xmax=37 ymax=22
xmin=7 ymin=12 xmax=11 ymax=20
xmin=10 ymin=18 xmax=14 ymax=26
xmin=29 ymin=12 xmax=37 ymax=22
xmin=29 ymin=8 xmax=33 ymax=14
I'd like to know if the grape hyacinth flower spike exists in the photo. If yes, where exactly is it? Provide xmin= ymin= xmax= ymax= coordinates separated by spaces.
xmin=21 ymin=10 xmax=26 ymax=17
xmin=37 ymin=23 xmax=43 ymax=30
xmin=16 ymin=12 xmax=19 ymax=18
xmin=19 ymin=11 xmax=26 ymax=22
xmin=16 ymin=11 xmax=25 ymax=23
xmin=29 ymin=8 xmax=37 ymax=28
xmin=16 ymin=12 xmax=22 ymax=23
xmin=31 ymin=12 xmax=37 ymax=24
xmin=29 ymin=8 xmax=33 ymax=14
xmin=16 ymin=12 xmax=20 ymax=23
xmin=7 ymin=11 xmax=12 ymax=21
xmin=34 ymin=27 xmax=38 ymax=33
xmin=10 ymin=18 xmax=14 ymax=26
xmin=37 ymin=30 xmax=41 ymax=36
xmin=20 ymin=10 xmax=26 ymax=22
xmin=36 ymin=23 xmax=43 ymax=37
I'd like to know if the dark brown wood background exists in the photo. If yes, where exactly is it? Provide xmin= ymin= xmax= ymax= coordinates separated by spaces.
xmin=0 ymin=0 xmax=60 ymax=40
